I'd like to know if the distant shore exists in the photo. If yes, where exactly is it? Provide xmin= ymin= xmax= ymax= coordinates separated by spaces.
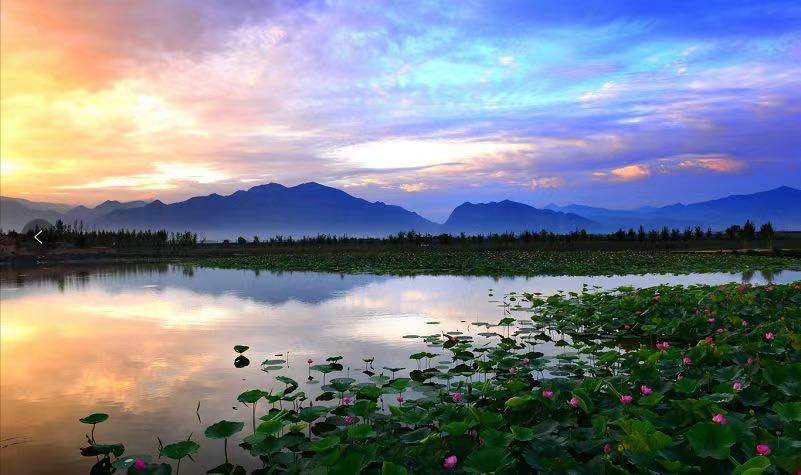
xmin=2 ymin=243 xmax=800 ymax=276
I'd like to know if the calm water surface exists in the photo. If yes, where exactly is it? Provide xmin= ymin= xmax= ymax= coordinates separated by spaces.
xmin=1 ymin=264 xmax=799 ymax=474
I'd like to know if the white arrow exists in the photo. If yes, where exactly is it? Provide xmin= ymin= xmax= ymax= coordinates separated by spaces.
xmin=34 ymin=230 xmax=43 ymax=244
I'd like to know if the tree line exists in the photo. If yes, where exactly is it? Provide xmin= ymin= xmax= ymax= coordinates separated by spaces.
xmin=2 ymin=219 xmax=776 ymax=249
xmin=227 ymin=220 xmax=776 ymax=248
xmin=3 ymin=219 xmax=197 ymax=248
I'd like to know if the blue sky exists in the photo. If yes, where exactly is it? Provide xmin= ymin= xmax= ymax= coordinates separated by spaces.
xmin=3 ymin=0 xmax=800 ymax=220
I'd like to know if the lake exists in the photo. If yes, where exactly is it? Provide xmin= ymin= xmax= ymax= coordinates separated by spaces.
xmin=1 ymin=264 xmax=799 ymax=474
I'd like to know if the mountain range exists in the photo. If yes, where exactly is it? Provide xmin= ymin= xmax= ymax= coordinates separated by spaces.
xmin=2 ymin=183 xmax=799 ymax=239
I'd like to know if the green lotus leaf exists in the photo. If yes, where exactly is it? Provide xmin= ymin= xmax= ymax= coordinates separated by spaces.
xmin=347 ymin=423 xmax=376 ymax=439
xmin=773 ymin=401 xmax=801 ymax=421
xmin=237 ymin=389 xmax=268 ymax=404
xmin=686 ymin=422 xmax=736 ymax=459
xmin=234 ymin=355 xmax=250 ymax=368
xmin=381 ymin=461 xmax=408 ymax=475
xmin=80 ymin=443 xmax=124 ymax=457
xmin=298 ymin=406 xmax=330 ymax=423
xmin=732 ymin=456 xmax=771 ymax=475
xmin=329 ymin=377 xmax=356 ymax=392
xmin=204 ymin=420 xmax=244 ymax=439
xmin=159 ymin=440 xmax=199 ymax=460
xmin=79 ymin=413 xmax=109 ymax=425
xmin=310 ymin=435 xmax=340 ymax=452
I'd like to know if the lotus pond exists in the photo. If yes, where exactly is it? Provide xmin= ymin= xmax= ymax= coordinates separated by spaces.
xmin=1 ymin=265 xmax=800 ymax=474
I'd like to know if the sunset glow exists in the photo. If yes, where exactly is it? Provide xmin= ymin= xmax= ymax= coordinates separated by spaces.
xmin=1 ymin=1 xmax=799 ymax=217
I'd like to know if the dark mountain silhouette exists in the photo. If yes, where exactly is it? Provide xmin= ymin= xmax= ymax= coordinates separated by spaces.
xmin=3 ymin=184 xmax=798 ymax=237
xmin=547 ymin=186 xmax=801 ymax=231
xmin=95 ymin=182 xmax=438 ymax=238
xmin=63 ymin=200 xmax=148 ymax=223
xmin=444 ymin=200 xmax=595 ymax=234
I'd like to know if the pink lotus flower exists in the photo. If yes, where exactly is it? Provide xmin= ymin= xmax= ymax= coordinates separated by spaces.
xmin=521 ymin=357 xmax=530 ymax=366
xmin=677 ymin=373 xmax=684 ymax=380
xmin=717 ymin=328 xmax=724 ymax=334
xmin=747 ymin=357 xmax=754 ymax=365
xmin=764 ymin=332 xmax=775 ymax=341
xmin=640 ymin=385 xmax=653 ymax=395
xmin=620 ymin=395 xmax=633 ymax=405
xmin=341 ymin=396 xmax=353 ymax=405
xmin=509 ymin=367 xmax=518 ymax=375
xmin=307 ymin=358 xmax=313 ymax=364
xmin=707 ymin=318 xmax=715 ymax=324
xmin=396 ymin=394 xmax=404 ymax=404
xmin=541 ymin=389 xmax=554 ymax=400
xmin=568 ymin=396 xmax=580 ymax=408
xmin=732 ymin=382 xmax=743 ymax=392
xmin=133 ymin=459 xmax=147 ymax=470
xmin=655 ymin=341 xmax=670 ymax=351
xmin=603 ymin=443 xmax=612 ymax=454
xmin=712 ymin=413 xmax=727 ymax=425
xmin=451 ymin=392 xmax=463 ymax=403
xmin=704 ymin=336 xmax=714 ymax=344
xmin=443 ymin=455 xmax=458 ymax=469
xmin=344 ymin=415 xmax=356 ymax=425
xmin=624 ymin=324 xmax=631 ymax=330
xmin=682 ymin=356 xmax=693 ymax=365
xmin=742 ymin=320 xmax=748 ymax=327
xmin=756 ymin=444 xmax=771 ymax=456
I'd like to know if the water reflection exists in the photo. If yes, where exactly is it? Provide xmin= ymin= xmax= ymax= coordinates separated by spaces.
xmin=1 ymin=265 xmax=799 ymax=474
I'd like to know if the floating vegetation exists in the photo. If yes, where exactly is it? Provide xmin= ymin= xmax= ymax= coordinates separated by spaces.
xmin=234 ymin=345 xmax=251 ymax=368
xmin=80 ymin=281 xmax=800 ymax=473
xmin=194 ymin=249 xmax=801 ymax=277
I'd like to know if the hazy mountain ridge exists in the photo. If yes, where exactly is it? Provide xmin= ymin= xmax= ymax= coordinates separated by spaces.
xmin=0 ymin=196 xmax=149 ymax=232
xmin=445 ymin=200 xmax=595 ymax=234
xmin=547 ymin=186 xmax=801 ymax=231
xmin=2 ymin=184 xmax=799 ymax=237
xmin=0 ymin=198 xmax=64 ymax=232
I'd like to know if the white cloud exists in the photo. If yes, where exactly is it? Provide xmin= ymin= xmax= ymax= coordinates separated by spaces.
xmin=530 ymin=176 xmax=565 ymax=189
xmin=323 ymin=139 xmax=531 ymax=170
xmin=59 ymin=162 xmax=228 ymax=190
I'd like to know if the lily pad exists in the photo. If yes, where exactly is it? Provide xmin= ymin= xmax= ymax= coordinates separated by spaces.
xmin=205 ymin=420 xmax=244 ymax=439
xmin=686 ymin=422 xmax=736 ymax=459
xmin=79 ymin=413 xmax=109 ymax=425
xmin=159 ymin=440 xmax=199 ymax=460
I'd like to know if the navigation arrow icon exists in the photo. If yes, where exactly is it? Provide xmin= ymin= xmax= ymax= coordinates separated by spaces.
xmin=34 ymin=230 xmax=43 ymax=244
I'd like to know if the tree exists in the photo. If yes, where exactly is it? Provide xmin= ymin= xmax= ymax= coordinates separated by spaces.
xmin=237 ymin=236 xmax=247 ymax=245
xmin=741 ymin=220 xmax=756 ymax=244
xmin=759 ymin=222 xmax=775 ymax=248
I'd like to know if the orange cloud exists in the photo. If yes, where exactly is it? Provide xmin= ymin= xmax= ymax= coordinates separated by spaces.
xmin=594 ymin=164 xmax=651 ymax=181
xmin=399 ymin=182 xmax=430 ymax=192
xmin=676 ymin=155 xmax=745 ymax=172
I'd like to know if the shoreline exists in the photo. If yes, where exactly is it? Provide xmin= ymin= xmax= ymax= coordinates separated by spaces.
xmin=2 ymin=246 xmax=799 ymax=277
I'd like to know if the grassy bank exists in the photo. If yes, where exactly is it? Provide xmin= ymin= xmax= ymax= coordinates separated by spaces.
xmin=192 ymin=248 xmax=801 ymax=276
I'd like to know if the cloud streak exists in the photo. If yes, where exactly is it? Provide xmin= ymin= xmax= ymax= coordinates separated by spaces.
xmin=1 ymin=0 xmax=799 ymax=212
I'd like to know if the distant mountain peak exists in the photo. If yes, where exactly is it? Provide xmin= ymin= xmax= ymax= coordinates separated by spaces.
xmin=445 ymin=199 xmax=594 ymax=234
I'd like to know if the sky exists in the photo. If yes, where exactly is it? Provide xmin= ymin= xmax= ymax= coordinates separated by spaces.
xmin=1 ymin=0 xmax=800 ymax=221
